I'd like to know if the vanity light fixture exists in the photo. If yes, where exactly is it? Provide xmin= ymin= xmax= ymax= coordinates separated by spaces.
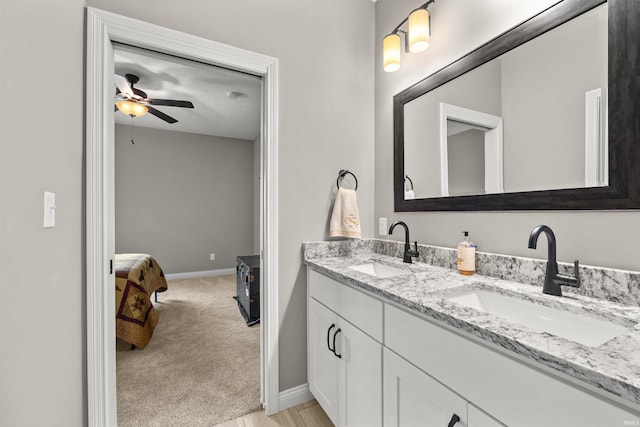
xmin=116 ymin=100 xmax=148 ymax=117
xmin=383 ymin=0 xmax=434 ymax=72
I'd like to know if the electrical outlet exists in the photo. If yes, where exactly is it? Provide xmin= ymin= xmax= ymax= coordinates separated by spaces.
xmin=210 ymin=253 xmax=216 ymax=261
xmin=379 ymin=218 xmax=388 ymax=235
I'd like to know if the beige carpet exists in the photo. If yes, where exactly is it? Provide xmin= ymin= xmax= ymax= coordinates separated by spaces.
xmin=117 ymin=274 xmax=261 ymax=427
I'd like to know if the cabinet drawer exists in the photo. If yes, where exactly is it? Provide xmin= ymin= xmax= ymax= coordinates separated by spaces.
xmin=308 ymin=269 xmax=383 ymax=342
xmin=385 ymin=303 xmax=639 ymax=427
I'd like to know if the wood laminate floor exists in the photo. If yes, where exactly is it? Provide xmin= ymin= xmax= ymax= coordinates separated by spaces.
xmin=214 ymin=400 xmax=333 ymax=427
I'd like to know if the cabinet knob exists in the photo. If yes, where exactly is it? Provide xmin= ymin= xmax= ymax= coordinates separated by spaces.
xmin=447 ymin=413 xmax=460 ymax=427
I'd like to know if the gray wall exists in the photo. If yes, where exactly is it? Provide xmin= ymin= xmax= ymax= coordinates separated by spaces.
xmin=376 ymin=0 xmax=640 ymax=273
xmin=0 ymin=0 xmax=374 ymax=425
xmin=501 ymin=4 xmax=608 ymax=192
xmin=1 ymin=1 xmax=85 ymax=426
xmin=448 ymin=129 xmax=485 ymax=196
xmin=115 ymin=125 xmax=255 ymax=274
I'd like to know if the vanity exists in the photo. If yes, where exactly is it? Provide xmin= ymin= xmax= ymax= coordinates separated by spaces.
xmin=304 ymin=239 xmax=640 ymax=427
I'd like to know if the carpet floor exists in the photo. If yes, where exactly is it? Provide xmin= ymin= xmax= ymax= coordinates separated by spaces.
xmin=117 ymin=274 xmax=261 ymax=427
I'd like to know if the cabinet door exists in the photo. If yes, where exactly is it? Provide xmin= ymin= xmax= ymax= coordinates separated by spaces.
xmin=468 ymin=404 xmax=505 ymax=427
xmin=384 ymin=348 xmax=467 ymax=427
xmin=337 ymin=319 xmax=382 ymax=427
xmin=308 ymin=298 xmax=339 ymax=425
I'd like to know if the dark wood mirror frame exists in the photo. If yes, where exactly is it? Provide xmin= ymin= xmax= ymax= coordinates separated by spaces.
xmin=394 ymin=0 xmax=639 ymax=211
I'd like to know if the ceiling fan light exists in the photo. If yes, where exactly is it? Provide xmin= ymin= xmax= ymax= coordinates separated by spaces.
xmin=116 ymin=100 xmax=148 ymax=117
xmin=408 ymin=8 xmax=430 ymax=53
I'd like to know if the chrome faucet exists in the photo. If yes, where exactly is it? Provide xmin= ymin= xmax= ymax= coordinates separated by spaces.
xmin=389 ymin=221 xmax=419 ymax=263
xmin=527 ymin=225 xmax=580 ymax=296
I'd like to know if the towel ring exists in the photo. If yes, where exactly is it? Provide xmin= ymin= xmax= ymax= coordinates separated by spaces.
xmin=404 ymin=175 xmax=414 ymax=190
xmin=337 ymin=169 xmax=358 ymax=191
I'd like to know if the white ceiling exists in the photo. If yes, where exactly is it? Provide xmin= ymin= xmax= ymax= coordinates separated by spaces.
xmin=113 ymin=44 xmax=262 ymax=141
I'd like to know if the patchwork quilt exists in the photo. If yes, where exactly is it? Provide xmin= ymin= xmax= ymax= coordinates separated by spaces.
xmin=115 ymin=253 xmax=168 ymax=348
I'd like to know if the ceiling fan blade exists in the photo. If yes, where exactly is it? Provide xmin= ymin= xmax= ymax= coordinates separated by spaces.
xmin=114 ymin=74 xmax=134 ymax=98
xmin=131 ymin=87 xmax=148 ymax=100
xmin=148 ymin=99 xmax=194 ymax=108
xmin=147 ymin=106 xmax=178 ymax=124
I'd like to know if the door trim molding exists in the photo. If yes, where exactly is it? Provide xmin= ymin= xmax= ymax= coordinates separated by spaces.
xmin=86 ymin=8 xmax=280 ymax=426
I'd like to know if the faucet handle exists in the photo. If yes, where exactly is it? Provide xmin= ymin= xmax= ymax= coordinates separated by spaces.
xmin=553 ymin=259 xmax=581 ymax=290
xmin=573 ymin=260 xmax=581 ymax=286
xmin=409 ymin=241 xmax=420 ymax=258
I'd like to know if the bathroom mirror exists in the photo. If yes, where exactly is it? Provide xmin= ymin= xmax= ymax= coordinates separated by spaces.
xmin=394 ymin=0 xmax=640 ymax=211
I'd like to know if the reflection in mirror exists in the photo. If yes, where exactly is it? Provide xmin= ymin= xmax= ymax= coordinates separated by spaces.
xmin=447 ymin=124 xmax=486 ymax=197
xmin=403 ymin=3 xmax=607 ymax=200
xmin=440 ymin=104 xmax=504 ymax=198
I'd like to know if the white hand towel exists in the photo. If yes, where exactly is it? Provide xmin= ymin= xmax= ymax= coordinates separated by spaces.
xmin=404 ymin=189 xmax=415 ymax=200
xmin=329 ymin=188 xmax=361 ymax=239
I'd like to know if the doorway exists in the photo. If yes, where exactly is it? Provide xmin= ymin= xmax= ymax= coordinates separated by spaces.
xmin=439 ymin=103 xmax=504 ymax=197
xmin=113 ymin=43 xmax=262 ymax=425
xmin=86 ymin=8 xmax=280 ymax=427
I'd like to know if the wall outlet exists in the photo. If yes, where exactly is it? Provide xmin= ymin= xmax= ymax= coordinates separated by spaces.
xmin=379 ymin=218 xmax=388 ymax=235
xmin=210 ymin=253 xmax=216 ymax=261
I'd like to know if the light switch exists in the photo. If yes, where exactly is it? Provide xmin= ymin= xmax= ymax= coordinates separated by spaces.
xmin=379 ymin=218 xmax=388 ymax=235
xmin=43 ymin=191 xmax=56 ymax=228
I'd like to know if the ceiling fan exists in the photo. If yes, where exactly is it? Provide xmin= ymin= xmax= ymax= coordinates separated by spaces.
xmin=114 ymin=73 xmax=194 ymax=124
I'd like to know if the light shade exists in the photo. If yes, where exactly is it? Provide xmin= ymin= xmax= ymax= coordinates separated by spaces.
xmin=383 ymin=33 xmax=401 ymax=73
xmin=116 ymin=100 xmax=148 ymax=117
xmin=408 ymin=8 xmax=430 ymax=53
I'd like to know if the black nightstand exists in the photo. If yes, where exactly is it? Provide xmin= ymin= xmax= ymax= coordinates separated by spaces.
xmin=235 ymin=255 xmax=260 ymax=326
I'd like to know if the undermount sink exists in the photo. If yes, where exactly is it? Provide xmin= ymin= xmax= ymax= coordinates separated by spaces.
xmin=446 ymin=289 xmax=630 ymax=347
xmin=348 ymin=262 xmax=410 ymax=278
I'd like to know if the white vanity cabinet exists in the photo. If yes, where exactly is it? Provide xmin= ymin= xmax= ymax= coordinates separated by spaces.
xmin=307 ymin=268 xmax=639 ymax=427
xmin=385 ymin=303 xmax=639 ymax=427
xmin=307 ymin=270 xmax=383 ymax=427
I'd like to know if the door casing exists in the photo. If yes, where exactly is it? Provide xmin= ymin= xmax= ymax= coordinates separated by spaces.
xmin=85 ymin=7 xmax=280 ymax=426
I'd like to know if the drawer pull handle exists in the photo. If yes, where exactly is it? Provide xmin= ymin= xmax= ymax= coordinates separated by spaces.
xmin=447 ymin=414 xmax=460 ymax=427
xmin=332 ymin=328 xmax=342 ymax=359
xmin=327 ymin=324 xmax=336 ymax=353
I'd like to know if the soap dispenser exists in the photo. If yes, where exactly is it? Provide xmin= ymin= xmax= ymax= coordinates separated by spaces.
xmin=457 ymin=231 xmax=476 ymax=276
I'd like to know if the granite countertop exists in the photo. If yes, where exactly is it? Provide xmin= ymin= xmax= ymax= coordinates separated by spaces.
xmin=303 ymin=248 xmax=640 ymax=411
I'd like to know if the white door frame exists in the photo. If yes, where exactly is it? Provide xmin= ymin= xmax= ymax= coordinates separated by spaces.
xmin=86 ymin=8 xmax=279 ymax=426
xmin=584 ymin=88 xmax=608 ymax=187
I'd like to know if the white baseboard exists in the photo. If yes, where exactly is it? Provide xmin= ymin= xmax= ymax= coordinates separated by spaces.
xmin=164 ymin=268 xmax=235 ymax=281
xmin=278 ymin=383 xmax=314 ymax=412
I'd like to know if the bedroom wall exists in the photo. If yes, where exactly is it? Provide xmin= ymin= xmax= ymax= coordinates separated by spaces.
xmin=1 ymin=0 xmax=374 ymax=425
xmin=375 ymin=0 xmax=640 ymax=273
xmin=114 ymin=125 xmax=255 ymax=274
